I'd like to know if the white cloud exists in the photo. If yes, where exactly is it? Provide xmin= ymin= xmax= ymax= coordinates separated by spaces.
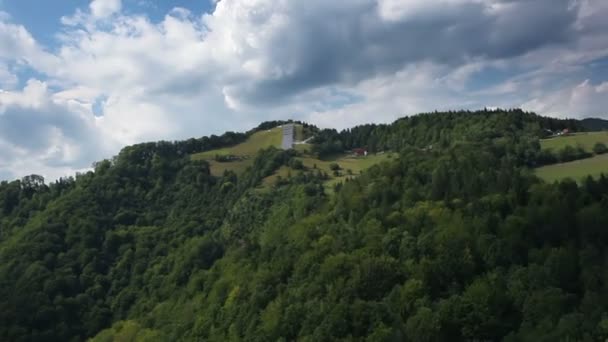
xmin=307 ymin=62 xmax=485 ymax=129
xmin=0 ymin=80 xmax=114 ymax=181
xmin=1 ymin=0 xmax=608 ymax=180
xmin=0 ymin=18 xmax=45 ymax=62
xmin=0 ymin=63 xmax=16 ymax=88
xmin=522 ymin=79 xmax=608 ymax=118
xmin=90 ymin=0 xmax=122 ymax=19
xmin=0 ymin=15 xmax=58 ymax=79
xmin=376 ymin=0 xmax=484 ymax=21
xmin=0 ymin=79 xmax=48 ymax=111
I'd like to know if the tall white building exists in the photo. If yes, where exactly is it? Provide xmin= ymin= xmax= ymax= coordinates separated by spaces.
xmin=282 ymin=124 xmax=294 ymax=150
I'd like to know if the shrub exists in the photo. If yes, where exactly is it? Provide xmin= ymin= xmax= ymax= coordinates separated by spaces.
xmin=289 ymin=159 xmax=305 ymax=170
xmin=593 ymin=142 xmax=608 ymax=155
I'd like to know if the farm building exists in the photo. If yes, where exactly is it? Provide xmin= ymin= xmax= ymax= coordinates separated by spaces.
xmin=352 ymin=148 xmax=368 ymax=156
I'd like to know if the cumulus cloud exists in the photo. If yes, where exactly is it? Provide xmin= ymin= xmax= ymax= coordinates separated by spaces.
xmin=0 ymin=64 xmax=17 ymax=88
xmin=0 ymin=0 xmax=608 ymax=180
xmin=90 ymin=0 xmax=122 ymax=19
xmin=522 ymin=80 xmax=608 ymax=118
xmin=0 ymin=80 xmax=111 ymax=180
xmin=0 ymin=16 xmax=56 ymax=70
xmin=210 ymin=0 xmax=582 ymax=107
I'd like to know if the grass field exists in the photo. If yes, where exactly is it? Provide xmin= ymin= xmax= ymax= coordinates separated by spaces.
xmin=298 ymin=154 xmax=394 ymax=175
xmin=300 ymin=153 xmax=395 ymax=191
xmin=191 ymin=126 xmax=284 ymax=176
xmin=295 ymin=124 xmax=304 ymax=141
xmin=204 ymin=160 xmax=252 ymax=177
xmin=260 ymin=166 xmax=293 ymax=187
xmin=535 ymin=154 xmax=608 ymax=182
xmin=258 ymin=153 xmax=396 ymax=192
xmin=294 ymin=143 xmax=312 ymax=153
xmin=540 ymin=132 xmax=608 ymax=152
xmin=192 ymin=126 xmax=283 ymax=160
xmin=191 ymin=124 xmax=394 ymax=189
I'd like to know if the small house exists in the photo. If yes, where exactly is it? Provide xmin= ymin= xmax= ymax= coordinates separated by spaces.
xmin=353 ymin=148 xmax=368 ymax=156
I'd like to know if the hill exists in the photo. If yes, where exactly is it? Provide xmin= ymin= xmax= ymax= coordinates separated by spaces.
xmin=2 ymin=110 xmax=608 ymax=341
xmin=581 ymin=117 xmax=608 ymax=131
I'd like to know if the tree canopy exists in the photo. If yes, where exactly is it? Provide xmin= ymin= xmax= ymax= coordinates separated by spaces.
xmin=2 ymin=110 xmax=608 ymax=341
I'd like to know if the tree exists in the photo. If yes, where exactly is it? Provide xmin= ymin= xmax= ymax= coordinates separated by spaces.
xmin=405 ymin=307 xmax=440 ymax=341
xmin=593 ymin=142 xmax=608 ymax=155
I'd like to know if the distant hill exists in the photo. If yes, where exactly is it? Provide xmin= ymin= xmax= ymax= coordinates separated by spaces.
xmin=581 ymin=117 xmax=608 ymax=131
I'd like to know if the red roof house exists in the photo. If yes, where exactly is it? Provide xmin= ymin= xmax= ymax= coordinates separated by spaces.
xmin=353 ymin=148 xmax=368 ymax=156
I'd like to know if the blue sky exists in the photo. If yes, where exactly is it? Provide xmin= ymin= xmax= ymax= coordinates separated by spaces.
xmin=0 ymin=0 xmax=90 ymax=46
xmin=1 ymin=0 xmax=608 ymax=181
xmin=0 ymin=0 xmax=214 ymax=88
xmin=0 ymin=0 xmax=213 ymax=43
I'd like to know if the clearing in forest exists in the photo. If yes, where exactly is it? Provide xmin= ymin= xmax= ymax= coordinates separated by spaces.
xmin=193 ymin=127 xmax=283 ymax=160
xmin=191 ymin=126 xmax=284 ymax=176
xmin=535 ymin=154 xmax=608 ymax=183
xmin=190 ymin=124 xmax=395 ymax=190
xmin=540 ymin=132 xmax=608 ymax=152
xmin=261 ymin=153 xmax=397 ymax=192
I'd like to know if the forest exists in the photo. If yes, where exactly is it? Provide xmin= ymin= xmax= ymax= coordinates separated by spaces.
xmin=2 ymin=109 xmax=608 ymax=341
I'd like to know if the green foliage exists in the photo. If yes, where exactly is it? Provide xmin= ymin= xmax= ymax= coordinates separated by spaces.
xmin=288 ymin=158 xmax=304 ymax=170
xmin=2 ymin=110 xmax=608 ymax=341
xmin=593 ymin=142 xmax=608 ymax=155
xmin=557 ymin=145 xmax=591 ymax=162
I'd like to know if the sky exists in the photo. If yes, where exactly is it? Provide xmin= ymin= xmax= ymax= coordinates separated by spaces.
xmin=1 ymin=0 xmax=608 ymax=181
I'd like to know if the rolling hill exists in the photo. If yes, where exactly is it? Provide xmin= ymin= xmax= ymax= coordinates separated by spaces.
xmin=581 ymin=117 xmax=608 ymax=131
xmin=3 ymin=110 xmax=608 ymax=341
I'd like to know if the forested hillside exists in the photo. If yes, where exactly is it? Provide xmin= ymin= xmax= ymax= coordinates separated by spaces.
xmin=2 ymin=110 xmax=608 ymax=341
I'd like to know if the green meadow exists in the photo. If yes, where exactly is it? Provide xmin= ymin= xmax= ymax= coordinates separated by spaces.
xmin=540 ymin=131 xmax=608 ymax=152
xmin=535 ymin=154 xmax=608 ymax=182
xmin=191 ymin=124 xmax=394 ymax=189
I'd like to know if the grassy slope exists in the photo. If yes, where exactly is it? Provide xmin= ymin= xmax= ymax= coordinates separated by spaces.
xmin=193 ymin=127 xmax=283 ymax=159
xmin=308 ymin=154 xmax=391 ymax=172
xmin=535 ymin=132 xmax=608 ymax=182
xmin=191 ymin=127 xmax=283 ymax=176
xmin=324 ymin=154 xmax=395 ymax=192
xmin=295 ymin=124 xmax=304 ymax=141
xmin=258 ymin=153 xmax=396 ymax=192
xmin=536 ymin=154 xmax=608 ymax=182
xmin=190 ymin=124 xmax=394 ymax=189
xmin=540 ymin=132 xmax=608 ymax=152
xmin=261 ymin=165 xmax=293 ymax=188
xmin=299 ymin=154 xmax=395 ymax=189
xmin=294 ymin=143 xmax=313 ymax=153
